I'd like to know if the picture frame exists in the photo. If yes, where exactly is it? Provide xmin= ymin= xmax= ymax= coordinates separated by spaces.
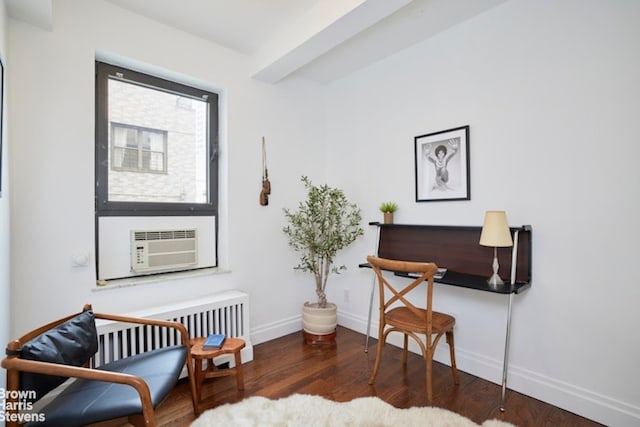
xmin=414 ymin=125 xmax=470 ymax=202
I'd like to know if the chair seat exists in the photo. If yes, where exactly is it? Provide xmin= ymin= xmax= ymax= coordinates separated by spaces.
xmin=27 ymin=345 xmax=186 ymax=427
xmin=386 ymin=307 xmax=455 ymax=334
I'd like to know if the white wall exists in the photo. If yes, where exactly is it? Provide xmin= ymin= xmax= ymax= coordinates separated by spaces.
xmin=8 ymin=0 xmax=324 ymax=341
xmin=325 ymin=0 xmax=640 ymax=426
xmin=0 ymin=0 xmax=10 ymax=391
xmin=7 ymin=1 xmax=640 ymax=426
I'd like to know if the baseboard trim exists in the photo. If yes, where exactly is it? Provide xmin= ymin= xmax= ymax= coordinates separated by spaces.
xmin=251 ymin=315 xmax=301 ymax=345
xmin=337 ymin=309 xmax=640 ymax=427
xmin=504 ymin=363 xmax=640 ymax=427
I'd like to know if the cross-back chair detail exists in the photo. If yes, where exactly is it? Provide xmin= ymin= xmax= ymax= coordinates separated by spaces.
xmin=366 ymin=255 xmax=459 ymax=402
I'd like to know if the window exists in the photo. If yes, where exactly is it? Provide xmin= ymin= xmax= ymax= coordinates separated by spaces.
xmin=95 ymin=61 xmax=218 ymax=214
xmin=111 ymin=123 xmax=167 ymax=174
xmin=95 ymin=61 xmax=219 ymax=280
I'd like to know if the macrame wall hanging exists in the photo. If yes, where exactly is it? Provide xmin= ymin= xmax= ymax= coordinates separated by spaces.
xmin=260 ymin=136 xmax=271 ymax=206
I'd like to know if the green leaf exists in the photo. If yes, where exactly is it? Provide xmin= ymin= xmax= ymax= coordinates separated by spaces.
xmin=283 ymin=176 xmax=364 ymax=306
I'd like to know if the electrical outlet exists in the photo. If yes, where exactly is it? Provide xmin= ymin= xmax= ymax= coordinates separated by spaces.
xmin=344 ymin=289 xmax=350 ymax=303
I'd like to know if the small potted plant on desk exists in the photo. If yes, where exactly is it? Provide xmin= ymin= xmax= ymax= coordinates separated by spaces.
xmin=283 ymin=176 xmax=364 ymax=345
xmin=379 ymin=202 xmax=398 ymax=224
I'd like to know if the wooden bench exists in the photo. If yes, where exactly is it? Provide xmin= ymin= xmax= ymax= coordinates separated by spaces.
xmin=2 ymin=304 xmax=197 ymax=427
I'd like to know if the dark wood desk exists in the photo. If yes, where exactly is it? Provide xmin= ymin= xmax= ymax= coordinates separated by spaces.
xmin=361 ymin=222 xmax=532 ymax=410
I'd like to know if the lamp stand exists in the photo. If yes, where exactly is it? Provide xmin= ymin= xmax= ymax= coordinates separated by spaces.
xmin=488 ymin=246 xmax=504 ymax=287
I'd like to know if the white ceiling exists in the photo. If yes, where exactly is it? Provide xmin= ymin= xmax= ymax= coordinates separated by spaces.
xmin=7 ymin=0 xmax=508 ymax=84
xmin=107 ymin=0 xmax=323 ymax=55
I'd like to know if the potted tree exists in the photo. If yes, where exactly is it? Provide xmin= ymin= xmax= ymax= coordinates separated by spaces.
xmin=283 ymin=176 xmax=364 ymax=344
xmin=379 ymin=201 xmax=398 ymax=224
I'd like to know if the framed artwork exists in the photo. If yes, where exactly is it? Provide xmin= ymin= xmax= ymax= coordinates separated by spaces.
xmin=414 ymin=125 xmax=470 ymax=202
xmin=0 ymin=57 xmax=3 ymax=198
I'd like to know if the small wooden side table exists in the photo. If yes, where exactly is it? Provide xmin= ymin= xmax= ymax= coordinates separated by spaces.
xmin=190 ymin=336 xmax=246 ymax=412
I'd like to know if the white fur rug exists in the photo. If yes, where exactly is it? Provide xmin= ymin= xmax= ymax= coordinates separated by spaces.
xmin=191 ymin=394 xmax=516 ymax=427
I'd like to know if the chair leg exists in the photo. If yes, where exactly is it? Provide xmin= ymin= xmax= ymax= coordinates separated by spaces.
xmin=368 ymin=329 xmax=385 ymax=385
xmin=446 ymin=330 xmax=460 ymax=385
xmin=425 ymin=353 xmax=433 ymax=403
xmin=402 ymin=334 xmax=409 ymax=365
xmin=183 ymin=348 xmax=199 ymax=416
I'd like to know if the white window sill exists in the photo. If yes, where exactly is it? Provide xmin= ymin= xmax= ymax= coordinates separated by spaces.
xmin=93 ymin=267 xmax=231 ymax=291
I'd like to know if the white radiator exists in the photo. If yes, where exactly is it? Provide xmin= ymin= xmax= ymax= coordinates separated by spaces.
xmin=92 ymin=290 xmax=252 ymax=371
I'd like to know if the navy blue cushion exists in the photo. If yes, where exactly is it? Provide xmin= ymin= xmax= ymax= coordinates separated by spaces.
xmin=20 ymin=310 xmax=98 ymax=401
xmin=28 ymin=345 xmax=187 ymax=427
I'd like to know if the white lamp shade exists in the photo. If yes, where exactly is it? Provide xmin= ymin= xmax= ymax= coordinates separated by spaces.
xmin=479 ymin=210 xmax=513 ymax=247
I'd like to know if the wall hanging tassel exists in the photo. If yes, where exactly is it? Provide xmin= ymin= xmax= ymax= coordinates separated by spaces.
xmin=260 ymin=136 xmax=271 ymax=206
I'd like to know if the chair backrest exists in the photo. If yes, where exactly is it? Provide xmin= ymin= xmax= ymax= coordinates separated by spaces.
xmin=366 ymin=255 xmax=438 ymax=331
xmin=8 ymin=308 xmax=98 ymax=402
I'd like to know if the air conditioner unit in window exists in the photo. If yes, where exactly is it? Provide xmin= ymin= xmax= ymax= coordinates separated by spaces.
xmin=131 ymin=229 xmax=197 ymax=273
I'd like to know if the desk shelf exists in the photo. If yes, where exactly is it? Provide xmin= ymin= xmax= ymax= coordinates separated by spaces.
xmin=425 ymin=270 xmax=531 ymax=294
xmin=367 ymin=222 xmax=532 ymax=288
xmin=362 ymin=222 xmax=532 ymax=410
xmin=359 ymin=262 xmax=530 ymax=294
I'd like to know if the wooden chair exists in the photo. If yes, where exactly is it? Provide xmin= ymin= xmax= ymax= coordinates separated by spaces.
xmin=2 ymin=304 xmax=198 ymax=427
xmin=366 ymin=255 xmax=459 ymax=402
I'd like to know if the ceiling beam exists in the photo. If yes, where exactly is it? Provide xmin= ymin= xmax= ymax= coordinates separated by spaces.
xmin=252 ymin=0 xmax=414 ymax=84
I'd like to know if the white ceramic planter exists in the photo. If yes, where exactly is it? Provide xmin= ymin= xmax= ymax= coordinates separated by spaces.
xmin=302 ymin=302 xmax=337 ymax=335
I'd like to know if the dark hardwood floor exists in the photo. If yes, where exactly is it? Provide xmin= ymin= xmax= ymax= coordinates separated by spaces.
xmin=156 ymin=326 xmax=603 ymax=426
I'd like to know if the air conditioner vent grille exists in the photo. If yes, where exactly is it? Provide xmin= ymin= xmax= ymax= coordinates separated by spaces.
xmin=133 ymin=229 xmax=196 ymax=241
xmin=131 ymin=229 xmax=197 ymax=273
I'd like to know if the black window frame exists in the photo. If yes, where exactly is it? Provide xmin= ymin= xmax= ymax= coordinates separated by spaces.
xmin=95 ymin=60 xmax=218 ymax=217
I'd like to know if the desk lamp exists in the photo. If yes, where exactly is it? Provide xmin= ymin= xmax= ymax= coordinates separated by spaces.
xmin=479 ymin=210 xmax=513 ymax=287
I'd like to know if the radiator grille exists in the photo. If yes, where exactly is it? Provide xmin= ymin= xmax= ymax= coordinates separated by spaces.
xmin=92 ymin=290 xmax=251 ymax=369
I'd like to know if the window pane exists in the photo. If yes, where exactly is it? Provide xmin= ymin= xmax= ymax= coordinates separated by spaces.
xmin=126 ymin=128 xmax=137 ymax=148
xmin=143 ymin=130 xmax=164 ymax=151
xmin=120 ymin=147 xmax=138 ymax=169
xmin=112 ymin=126 xmax=126 ymax=147
xmin=107 ymin=78 xmax=208 ymax=203
xmin=143 ymin=151 xmax=165 ymax=172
